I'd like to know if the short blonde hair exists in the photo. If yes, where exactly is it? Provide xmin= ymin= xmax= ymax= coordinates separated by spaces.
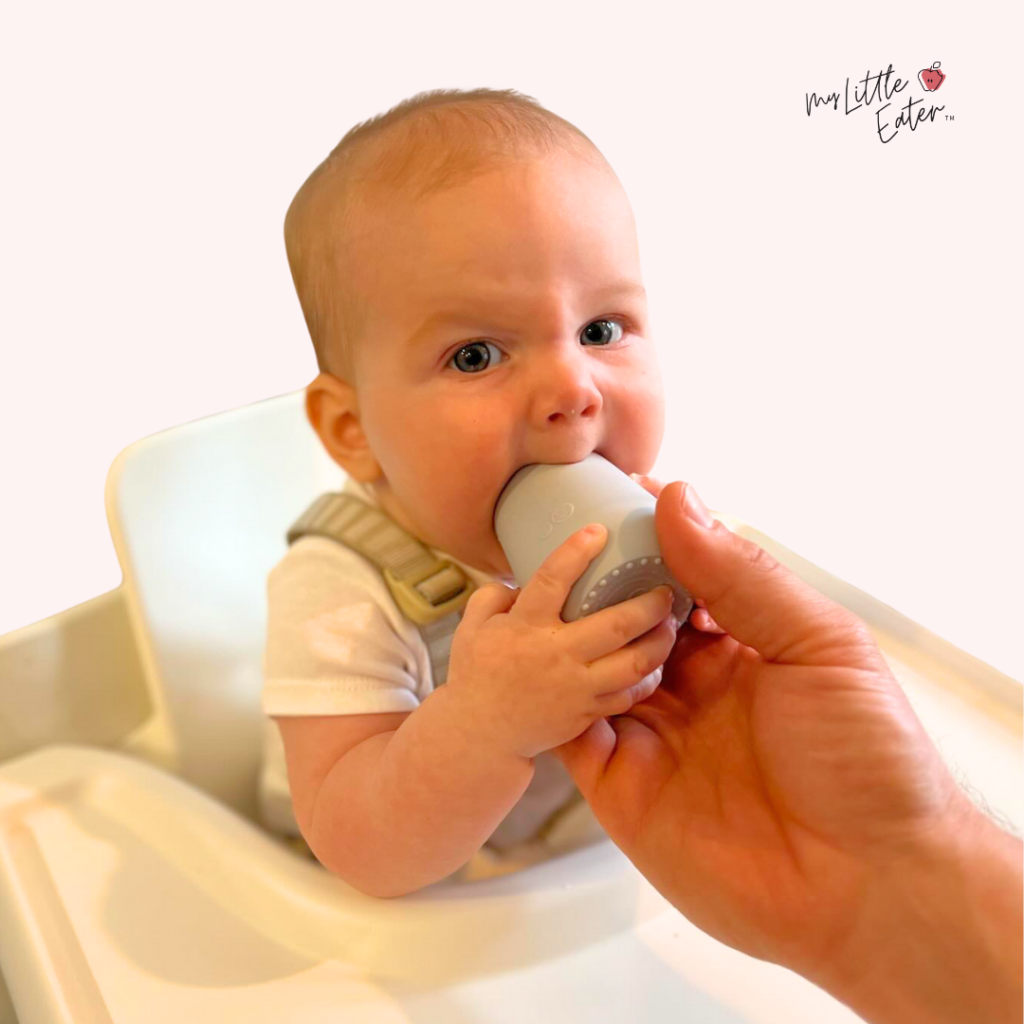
xmin=283 ymin=87 xmax=610 ymax=386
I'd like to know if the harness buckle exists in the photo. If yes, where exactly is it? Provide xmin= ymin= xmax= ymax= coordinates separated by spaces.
xmin=383 ymin=560 xmax=476 ymax=626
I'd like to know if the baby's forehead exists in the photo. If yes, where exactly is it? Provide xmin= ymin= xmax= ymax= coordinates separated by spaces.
xmin=334 ymin=157 xmax=635 ymax=294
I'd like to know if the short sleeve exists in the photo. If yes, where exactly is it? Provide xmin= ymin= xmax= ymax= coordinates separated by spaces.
xmin=261 ymin=536 xmax=425 ymax=717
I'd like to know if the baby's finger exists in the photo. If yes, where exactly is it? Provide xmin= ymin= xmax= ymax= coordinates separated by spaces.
xmin=690 ymin=607 xmax=727 ymax=634
xmin=597 ymin=663 xmax=665 ymax=715
xmin=591 ymin=620 xmax=676 ymax=711
xmin=456 ymin=581 xmax=520 ymax=632
xmin=512 ymin=522 xmax=608 ymax=625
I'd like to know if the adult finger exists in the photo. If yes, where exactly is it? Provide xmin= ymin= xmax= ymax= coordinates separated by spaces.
xmin=655 ymin=482 xmax=879 ymax=667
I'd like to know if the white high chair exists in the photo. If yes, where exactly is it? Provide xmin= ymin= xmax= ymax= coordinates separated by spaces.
xmin=0 ymin=390 xmax=1020 ymax=1024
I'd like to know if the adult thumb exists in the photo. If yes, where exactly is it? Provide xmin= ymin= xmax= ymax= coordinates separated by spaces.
xmin=658 ymin=481 xmax=873 ymax=667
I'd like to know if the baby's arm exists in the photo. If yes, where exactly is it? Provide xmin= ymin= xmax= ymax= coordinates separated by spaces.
xmin=275 ymin=683 xmax=534 ymax=898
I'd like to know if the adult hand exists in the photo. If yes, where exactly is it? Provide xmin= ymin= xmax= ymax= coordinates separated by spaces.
xmin=552 ymin=475 xmax=1019 ymax=1005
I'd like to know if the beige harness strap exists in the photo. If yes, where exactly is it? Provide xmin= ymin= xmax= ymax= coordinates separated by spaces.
xmin=286 ymin=492 xmax=476 ymax=685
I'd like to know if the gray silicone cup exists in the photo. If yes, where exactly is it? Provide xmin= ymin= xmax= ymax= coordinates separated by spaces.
xmin=493 ymin=452 xmax=695 ymax=625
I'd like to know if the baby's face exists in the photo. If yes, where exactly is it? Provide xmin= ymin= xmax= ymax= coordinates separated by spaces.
xmin=344 ymin=150 xmax=665 ymax=581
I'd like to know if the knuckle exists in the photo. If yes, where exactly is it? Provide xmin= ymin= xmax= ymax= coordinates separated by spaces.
xmin=532 ymin=567 xmax=559 ymax=593
xmin=606 ymin=690 xmax=632 ymax=716
xmin=727 ymin=541 xmax=784 ymax=607
xmin=619 ymin=669 xmax=659 ymax=711
xmin=610 ymin=614 xmax=632 ymax=646
xmin=847 ymin=617 xmax=876 ymax=646
xmin=637 ymin=674 xmax=659 ymax=703
xmin=746 ymin=540 xmax=782 ymax=580
xmin=836 ymin=612 xmax=878 ymax=651
xmin=469 ymin=583 xmax=497 ymax=603
xmin=632 ymin=648 xmax=654 ymax=679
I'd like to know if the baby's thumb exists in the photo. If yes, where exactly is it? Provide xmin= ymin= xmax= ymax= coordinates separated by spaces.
xmin=457 ymin=581 xmax=519 ymax=630
xmin=658 ymin=482 xmax=871 ymax=667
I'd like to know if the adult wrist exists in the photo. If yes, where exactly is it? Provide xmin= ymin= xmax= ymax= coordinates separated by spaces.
xmin=811 ymin=794 xmax=1022 ymax=1024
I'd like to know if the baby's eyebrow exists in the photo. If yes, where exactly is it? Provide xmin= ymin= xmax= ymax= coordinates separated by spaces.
xmin=404 ymin=281 xmax=646 ymax=348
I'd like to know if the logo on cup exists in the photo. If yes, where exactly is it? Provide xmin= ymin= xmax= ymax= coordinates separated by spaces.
xmin=540 ymin=502 xmax=575 ymax=540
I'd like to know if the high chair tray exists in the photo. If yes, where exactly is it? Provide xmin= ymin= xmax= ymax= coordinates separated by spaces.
xmin=0 ymin=515 xmax=1019 ymax=1024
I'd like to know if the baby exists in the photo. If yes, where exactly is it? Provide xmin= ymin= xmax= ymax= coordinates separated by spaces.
xmin=261 ymin=88 xmax=710 ymax=896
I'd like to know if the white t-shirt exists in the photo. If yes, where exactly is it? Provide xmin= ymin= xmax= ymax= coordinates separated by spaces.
xmin=258 ymin=475 xmax=581 ymax=852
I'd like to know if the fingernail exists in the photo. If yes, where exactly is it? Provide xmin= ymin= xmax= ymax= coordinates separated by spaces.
xmin=668 ymin=616 xmax=679 ymax=631
xmin=682 ymin=483 xmax=715 ymax=528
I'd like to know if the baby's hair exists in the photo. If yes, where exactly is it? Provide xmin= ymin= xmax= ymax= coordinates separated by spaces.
xmin=283 ymin=87 xmax=611 ymax=386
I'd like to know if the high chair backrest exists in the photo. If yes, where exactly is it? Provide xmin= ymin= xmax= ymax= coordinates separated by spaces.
xmin=104 ymin=389 xmax=341 ymax=822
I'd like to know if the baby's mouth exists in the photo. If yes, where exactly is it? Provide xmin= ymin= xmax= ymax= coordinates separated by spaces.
xmin=495 ymin=448 xmax=613 ymax=521
xmin=493 ymin=449 xmax=616 ymax=579
xmin=516 ymin=447 xmax=610 ymax=476
xmin=501 ymin=448 xmax=613 ymax=495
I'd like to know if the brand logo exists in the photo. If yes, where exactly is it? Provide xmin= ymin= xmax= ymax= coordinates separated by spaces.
xmin=806 ymin=62 xmax=951 ymax=144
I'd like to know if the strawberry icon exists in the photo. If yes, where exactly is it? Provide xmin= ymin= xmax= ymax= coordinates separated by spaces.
xmin=918 ymin=61 xmax=946 ymax=91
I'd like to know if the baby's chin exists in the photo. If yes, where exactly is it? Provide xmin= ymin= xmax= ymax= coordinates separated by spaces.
xmin=474 ymin=531 xmax=517 ymax=585
xmin=480 ymin=532 xmax=516 ymax=584
xmin=428 ymin=526 xmax=516 ymax=585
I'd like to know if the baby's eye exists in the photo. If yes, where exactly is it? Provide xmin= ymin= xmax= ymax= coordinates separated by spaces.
xmin=448 ymin=339 xmax=503 ymax=375
xmin=446 ymin=318 xmax=627 ymax=375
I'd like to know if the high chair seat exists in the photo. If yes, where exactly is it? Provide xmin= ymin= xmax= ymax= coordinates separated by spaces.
xmin=0 ymin=391 xmax=1019 ymax=1023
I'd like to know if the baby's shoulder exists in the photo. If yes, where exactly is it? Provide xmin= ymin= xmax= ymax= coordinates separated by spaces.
xmin=267 ymin=536 xmax=422 ymax=647
xmin=269 ymin=535 xmax=385 ymax=591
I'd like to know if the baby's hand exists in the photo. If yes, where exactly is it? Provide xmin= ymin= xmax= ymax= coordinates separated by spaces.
xmin=630 ymin=473 xmax=726 ymax=635
xmin=445 ymin=524 xmax=678 ymax=760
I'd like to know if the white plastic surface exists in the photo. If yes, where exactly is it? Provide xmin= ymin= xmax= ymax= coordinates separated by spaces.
xmin=101 ymin=390 xmax=343 ymax=821
xmin=0 ymin=513 xmax=1019 ymax=1024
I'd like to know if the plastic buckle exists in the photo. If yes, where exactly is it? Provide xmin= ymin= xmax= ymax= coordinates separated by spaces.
xmin=383 ymin=560 xmax=477 ymax=626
